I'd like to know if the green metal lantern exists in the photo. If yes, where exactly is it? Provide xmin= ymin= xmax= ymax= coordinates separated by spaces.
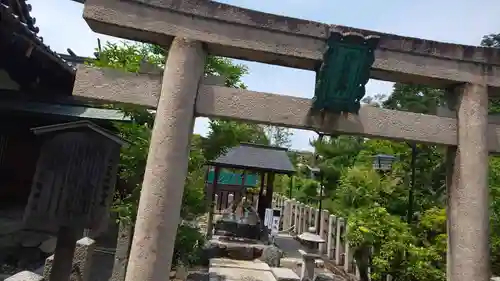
xmin=313 ymin=31 xmax=380 ymax=115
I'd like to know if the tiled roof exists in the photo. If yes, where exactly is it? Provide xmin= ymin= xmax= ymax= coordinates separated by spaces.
xmin=208 ymin=143 xmax=295 ymax=174
xmin=0 ymin=0 xmax=76 ymax=72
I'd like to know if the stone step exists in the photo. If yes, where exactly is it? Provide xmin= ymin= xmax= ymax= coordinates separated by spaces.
xmin=271 ymin=267 xmax=300 ymax=281
xmin=4 ymin=271 xmax=43 ymax=281
xmin=281 ymin=257 xmax=324 ymax=269
xmin=209 ymin=258 xmax=270 ymax=271
xmin=209 ymin=265 xmax=275 ymax=281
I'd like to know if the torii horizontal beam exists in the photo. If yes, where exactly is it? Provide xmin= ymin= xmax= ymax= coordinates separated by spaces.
xmin=72 ymin=65 xmax=500 ymax=152
xmin=81 ymin=0 xmax=500 ymax=90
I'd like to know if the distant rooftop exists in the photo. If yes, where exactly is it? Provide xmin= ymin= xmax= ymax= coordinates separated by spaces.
xmin=208 ymin=143 xmax=295 ymax=174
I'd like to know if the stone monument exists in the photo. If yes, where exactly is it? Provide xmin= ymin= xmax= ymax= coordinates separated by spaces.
xmin=23 ymin=120 xmax=126 ymax=281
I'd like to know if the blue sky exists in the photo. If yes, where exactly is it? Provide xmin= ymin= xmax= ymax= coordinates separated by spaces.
xmin=30 ymin=0 xmax=500 ymax=151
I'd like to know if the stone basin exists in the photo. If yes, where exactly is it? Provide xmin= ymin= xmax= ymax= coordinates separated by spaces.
xmin=204 ymin=236 xmax=268 ymax=261
xmin=214 ymin=220 xmax=260 ymax=240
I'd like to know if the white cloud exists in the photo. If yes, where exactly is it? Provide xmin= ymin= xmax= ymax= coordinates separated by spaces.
xmin=29 ymin=0 xmax=499 ymax=151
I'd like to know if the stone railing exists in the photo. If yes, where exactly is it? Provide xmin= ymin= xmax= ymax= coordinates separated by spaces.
xmin=272 ymin=194 xmax=361 ymax=278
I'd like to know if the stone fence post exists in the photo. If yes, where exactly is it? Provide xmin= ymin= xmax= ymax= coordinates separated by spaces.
xmin=289 ymin=200 xmax=296 ymax=231
xmin=294 ymin=202 xmax=300 ymax=234
xmin=335 ymin=218 xmax=345 ymax=266
xmin=278 ymin=196 xmax=284 ymax=208
xmin=327 ymin=215 xmax=336 ymax=260
xmin=299 ymin=204 xmax=305 ymax=234
xmin=282 ymin=197 xmax=371 ymax=277
xmin=283 ymin=199 xmax=292 ymax=230
xmin=302 ymin=206 xmax=309 ymax=233
xmin=343 ymin=223 xmax=352 ymax=273
xmin=319 ymin=209 xmax=329 ymax=254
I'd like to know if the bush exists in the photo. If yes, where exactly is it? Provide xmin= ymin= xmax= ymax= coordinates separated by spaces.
xmin=172 ymin=224 xmax=207 ymax=268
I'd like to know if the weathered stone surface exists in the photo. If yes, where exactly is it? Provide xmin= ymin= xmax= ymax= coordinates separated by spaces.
xmin=121 ymin=38 xmax=206 ymax=281
xmin=4 ymin=271 xmax=43 ymax=281
xmin=271 ymin=267 xmax=300 ymax=281
xmin=82 ymin=0 xmax=500 ymax=88
xmin=313 ymin=272 xmax=344 ymax=281
xmin=226 ymin=245 xmax=255 ymax=260
xmin=280 ymin=258 xmax=324 ymax=270
xmin=43 ymin=237 xmax=96 ymax=281
xmin=110 ymin=221 xmax=133 ymax=281
xmin=39 ymin=237 xmax=57 ymax=254
xmin=205 ymin=238 xmax=266 ymax=261
xmin=259 ymin=245 xmax=283 ymax=267
xmin=209 ymin=267 xmax=275 ymax=281
xmin=74 ymin=65 xmax=500 ymax=153
xmin=209 ymin=258 xmax=270 ymax=271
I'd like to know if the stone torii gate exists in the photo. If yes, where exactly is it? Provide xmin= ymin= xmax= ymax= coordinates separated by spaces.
xmin=72 ymin=1 xmax=500 ymax=281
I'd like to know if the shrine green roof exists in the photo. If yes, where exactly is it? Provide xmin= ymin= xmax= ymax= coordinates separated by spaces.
xmin=206 ymin=170 xmax=258 ymax=186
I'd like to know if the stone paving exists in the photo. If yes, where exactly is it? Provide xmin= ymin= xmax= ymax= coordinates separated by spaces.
xmin=206 ymin=232 xmax=350 ymax=281
xmin=209 ymin=258 xmax=289 ymax=281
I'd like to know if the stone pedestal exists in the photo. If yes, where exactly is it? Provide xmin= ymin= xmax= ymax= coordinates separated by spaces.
xmin=299 ymin=250 xmax=320 ymax=281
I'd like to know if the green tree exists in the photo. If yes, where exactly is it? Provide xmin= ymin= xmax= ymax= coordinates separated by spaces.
xmin=382 ymin=83 xmax=445 ymax=114
xmin=263 ymin=126 xmax=293 ymax=148
xmin=312 ymin=135 xmax=363 ymax=194
xmin=202 ymin=120 xmax=269 ymax=161
xmin=481 ymin=33 xmax=500 ymax=48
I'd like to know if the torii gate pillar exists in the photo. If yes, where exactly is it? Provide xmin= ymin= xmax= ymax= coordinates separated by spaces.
xmin=447 ymin=83 xmax=490 ymax=281
xmin=124 ymin=38 xmax=205 ymax=281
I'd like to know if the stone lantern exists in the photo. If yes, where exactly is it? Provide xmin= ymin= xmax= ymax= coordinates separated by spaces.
xmin=372 ymin=154 xmax=396 ymax=172
xmin=297 ymin=227 xmax=326 ymax=281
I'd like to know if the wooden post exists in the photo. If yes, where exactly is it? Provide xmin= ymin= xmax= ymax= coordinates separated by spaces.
xmin=258 ymin=173 xmax=266 ymax=221
xmin=49 ymin=227 xmax=81 ymax=281
xmin=207 ymin=167 xmax=221 ymax=238
xmin=265 ymin=173 xmax=275 ymax=210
